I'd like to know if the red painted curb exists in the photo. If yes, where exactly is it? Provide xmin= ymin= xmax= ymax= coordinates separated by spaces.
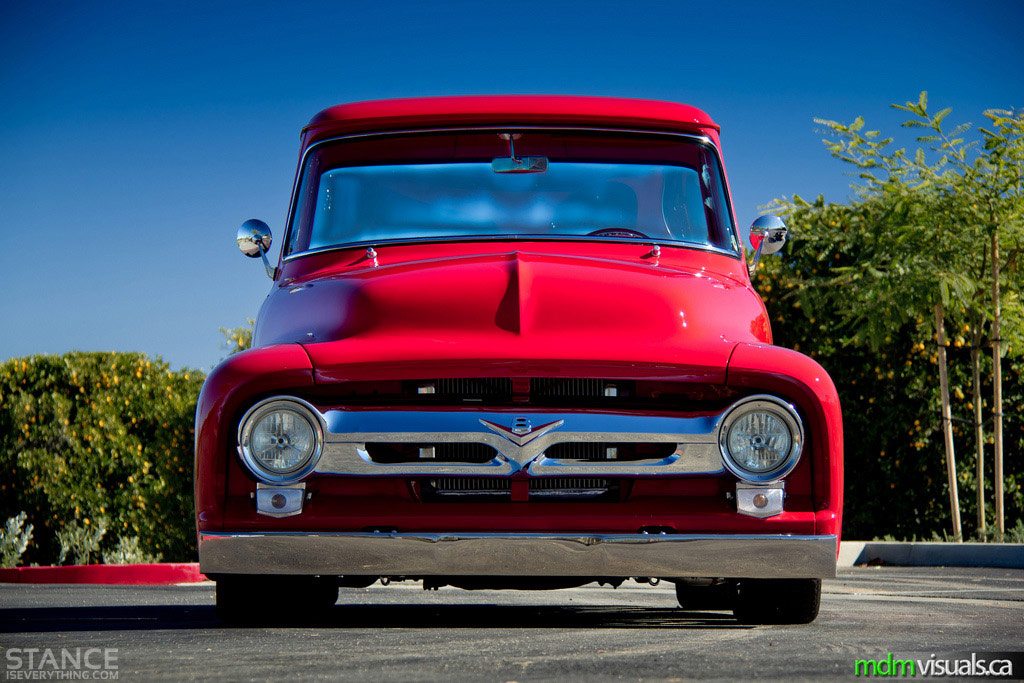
xmin=0 ymin=563 xmax=207 ymax=585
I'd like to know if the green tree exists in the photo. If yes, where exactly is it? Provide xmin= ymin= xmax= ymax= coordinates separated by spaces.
xmin=759 ymin=93 xmax=1024 ymax=540
xmin=891 ymin=96 xmax=1024 ymax=534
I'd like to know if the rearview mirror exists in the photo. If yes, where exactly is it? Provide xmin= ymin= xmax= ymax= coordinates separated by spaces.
xmin=492 ymin=132 xmax=547 ymax=174
xmin=492 ymin=156 xmax=548 ymax=173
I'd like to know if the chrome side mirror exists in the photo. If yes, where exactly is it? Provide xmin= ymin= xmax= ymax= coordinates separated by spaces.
xmin=747 ymin=215 xmax=788 ymax=277
xmin=237 ymin=219 xmax=275 ymax=279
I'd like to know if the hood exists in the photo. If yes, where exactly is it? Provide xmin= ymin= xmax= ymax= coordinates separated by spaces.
xmin=255 ymin=247 xmax=770 ymax=380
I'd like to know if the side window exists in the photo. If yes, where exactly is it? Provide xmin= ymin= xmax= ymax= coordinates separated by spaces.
xmin=699 ymin=147 xmax=737 ymax=251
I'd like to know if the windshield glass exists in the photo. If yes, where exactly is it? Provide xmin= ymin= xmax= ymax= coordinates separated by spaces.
xmin=285 ymin=131 xmax=738 ymax=256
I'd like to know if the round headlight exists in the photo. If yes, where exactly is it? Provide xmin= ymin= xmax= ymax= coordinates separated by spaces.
xmin=718 ymin=395 xmax=803 ymax=483
xmin=238 ymin=397 xmax=323 ymax=483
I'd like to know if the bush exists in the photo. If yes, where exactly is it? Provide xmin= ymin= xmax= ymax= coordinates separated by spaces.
xmin=102 ymin=535 xmax=162 ymax=565
xmin=57 ymin=517 xmax=107 ymax=565
xmin=1 ymin=512 xmax=34 ymax=567
xmin=0 ymin=352 xmax=204 ymax=565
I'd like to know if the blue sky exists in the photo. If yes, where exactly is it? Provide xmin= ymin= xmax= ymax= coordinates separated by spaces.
xmin=2 ymin=1 xmax=1022 ymax=371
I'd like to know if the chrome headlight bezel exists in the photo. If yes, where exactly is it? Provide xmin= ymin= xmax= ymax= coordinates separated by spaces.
xmin=237 ymin=396 xmax=324 ymax=484
xmin=717 ymin=394 xmax=804 ymax=484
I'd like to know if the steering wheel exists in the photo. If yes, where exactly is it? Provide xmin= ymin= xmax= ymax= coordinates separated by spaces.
xmin=586 ymin=228 xmax=650 ymax=239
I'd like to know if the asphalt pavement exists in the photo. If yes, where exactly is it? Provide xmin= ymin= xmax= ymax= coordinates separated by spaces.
xmin=1 ymin=567 xmax=1022 ymax=681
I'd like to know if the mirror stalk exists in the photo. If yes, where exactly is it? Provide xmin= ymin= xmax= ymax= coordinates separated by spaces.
xmin=747 ymin=240 xmax=768 ymax=278
xmin=257 ymin=242 xmax=276 ymax=279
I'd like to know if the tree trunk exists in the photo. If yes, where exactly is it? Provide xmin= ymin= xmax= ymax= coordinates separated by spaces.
xmin=991 ymin=233 xmax=1004 ymax=534
xmin=970 ymin=324 xmax=985 ymax=536
xmin=934 ymin=302 xmax=962 ymax=541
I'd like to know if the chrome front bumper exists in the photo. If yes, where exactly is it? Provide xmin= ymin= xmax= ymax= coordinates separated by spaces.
xmin=199 ymin=532 xmax=838 ymax=579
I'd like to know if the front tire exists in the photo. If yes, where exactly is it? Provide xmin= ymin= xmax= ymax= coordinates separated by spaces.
xmin=732 ymin=578 xmax=821 ymax=625
xmin=216 ymin=575 xmax=338 ymax=625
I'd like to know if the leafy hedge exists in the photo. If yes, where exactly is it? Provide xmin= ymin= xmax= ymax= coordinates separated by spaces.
xmin=0 ymin=352 xmax=203 ymax=565
xmin=757 ymin=197 xmax=1023 ymax=540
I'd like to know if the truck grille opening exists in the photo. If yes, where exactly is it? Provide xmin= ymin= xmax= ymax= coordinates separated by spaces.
xmin=402 ymin=378 xmax=513 ymax=402
xmin=530 ymin=477 xmax=615 ymax=499
xmin=420 ymin=477 xmax=620 ymax=502
xmin=530 ymin=378 xmax=635 ymax=401
xmin=424 ymin=477 xmax=511 ymax=499
xmin=543 ymin=442 xmax=677 ymax=461
xmin=365 ymin=443 xmax=497 ymax=464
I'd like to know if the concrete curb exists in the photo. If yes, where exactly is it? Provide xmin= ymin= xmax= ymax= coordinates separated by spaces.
xmin=839 ymin=541 xmax=1024 ymax=568
xmin=0 ymin=563 xmax=206 ymax=585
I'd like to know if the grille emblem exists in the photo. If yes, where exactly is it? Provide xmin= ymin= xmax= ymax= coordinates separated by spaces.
xmin=511 ymin=417 xmax=531 ymax=435
xmin=480 ymin=417 xmax=564 ymax=446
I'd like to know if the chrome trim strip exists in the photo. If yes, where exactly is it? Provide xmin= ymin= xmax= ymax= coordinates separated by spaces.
xmin=199 ymin=532 xmax=838 ymax=579
xmin=312 ymin=409 xmax=725 ymax=476
xmin=280 ymin=126 xmax=741 ymax=264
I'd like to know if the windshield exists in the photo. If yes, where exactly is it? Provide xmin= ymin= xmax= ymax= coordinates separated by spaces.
xmin=285 ymin=131 xmax=739 ymax=256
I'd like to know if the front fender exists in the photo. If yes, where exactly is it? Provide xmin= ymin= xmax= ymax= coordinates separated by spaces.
xmin=194 ymin=344 xmax=314 ymax=532
xmin=726 ymin=342 xmax=844 ymax=539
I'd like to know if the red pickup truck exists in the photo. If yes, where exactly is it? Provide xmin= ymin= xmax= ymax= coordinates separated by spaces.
xmin=195 ymin=96 xmax=843 ymax=625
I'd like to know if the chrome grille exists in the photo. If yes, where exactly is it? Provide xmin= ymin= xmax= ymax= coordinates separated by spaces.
xmin=316 ymin=407 xmax=726 ymax=477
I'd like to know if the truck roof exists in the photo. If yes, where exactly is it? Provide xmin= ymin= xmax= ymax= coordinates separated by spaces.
xmin=302 ymin=96 xmax=719 ymax=145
